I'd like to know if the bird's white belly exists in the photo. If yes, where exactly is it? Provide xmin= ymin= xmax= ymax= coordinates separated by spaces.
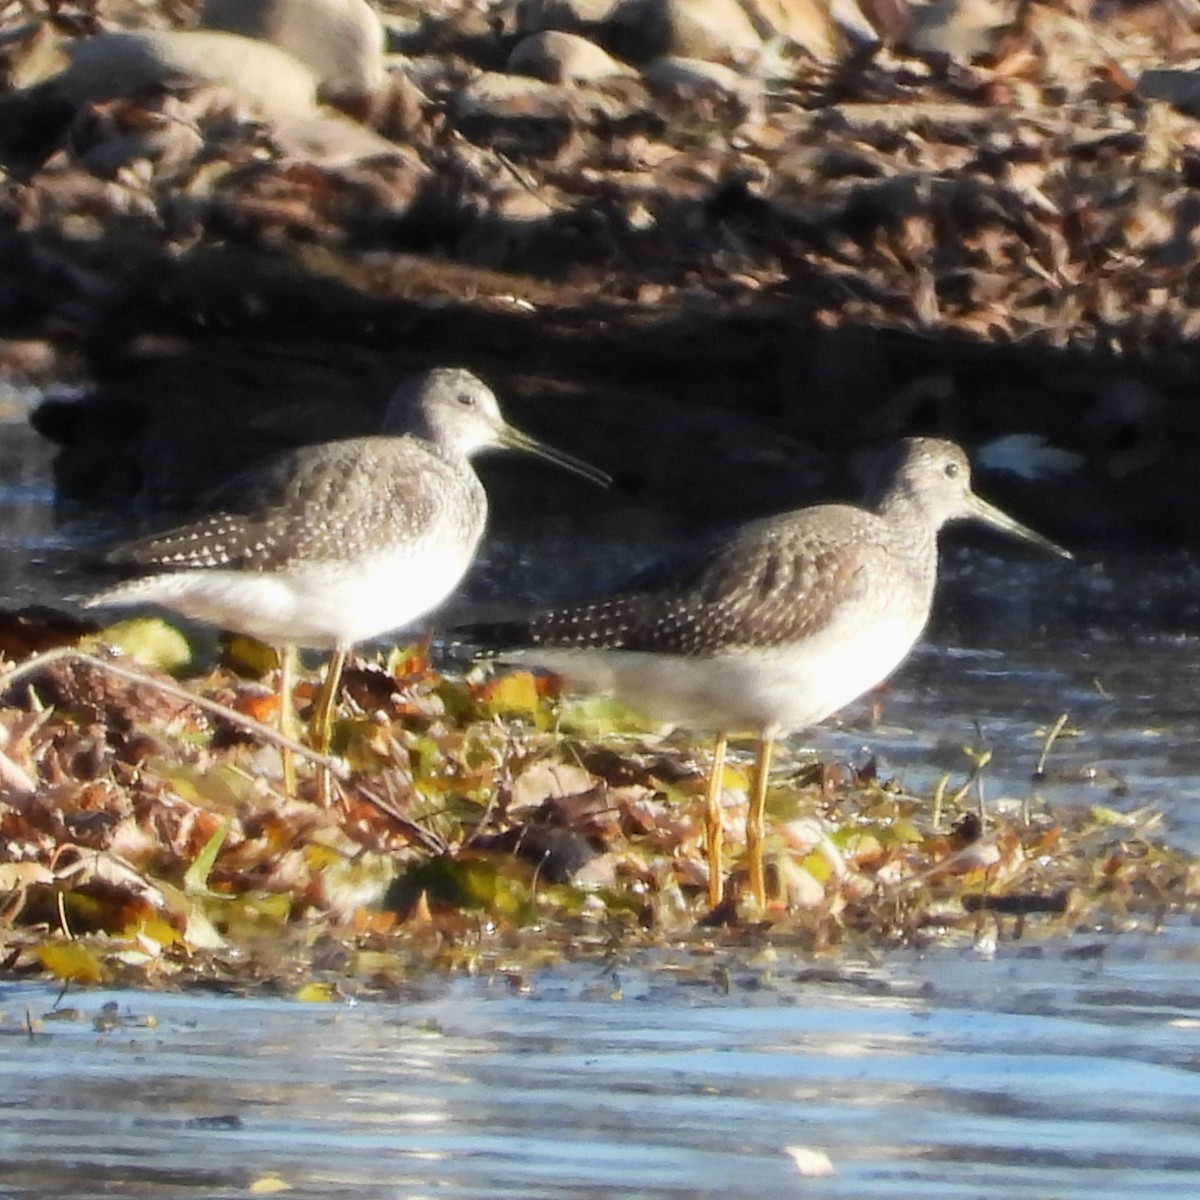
xmin=506 ymin=610 xmax=925 ymax=735
xmin=92 ymin=540 xmax=475 ymax=650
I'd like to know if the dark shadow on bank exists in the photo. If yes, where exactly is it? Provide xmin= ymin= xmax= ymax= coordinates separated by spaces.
xmin=13 ymin=236 xmax=1200 ymax=549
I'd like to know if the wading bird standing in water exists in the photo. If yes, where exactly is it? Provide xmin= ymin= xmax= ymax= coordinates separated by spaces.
xmin=459 ymin=438 xmax=1071 ymax=911
xmin=87 ymin=367 xmax=610 ymax=801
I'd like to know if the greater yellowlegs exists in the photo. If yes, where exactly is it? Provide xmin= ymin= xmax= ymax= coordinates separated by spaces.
xmin=460 ymin=437 xmax=1071 ymax=910
xmin=86 ymin=366 xmax=610 ymax=796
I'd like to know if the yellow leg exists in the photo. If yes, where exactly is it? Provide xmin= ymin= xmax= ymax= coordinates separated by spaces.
xmin=312 ymin=646 xmax=349 ymax=805
xmin=746 ymin=734 xmax=775 ymax=911
xmin=311 ymin=647 xmax=348 ymax=754
xmin=278 ymin=644 xmax=298 ymax=796
xmin=705 ymin=731 xmax=728 ymax=909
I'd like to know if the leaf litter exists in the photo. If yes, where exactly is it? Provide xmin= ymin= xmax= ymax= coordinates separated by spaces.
xmin=0 ymin=611 xmax=1196 ymax=997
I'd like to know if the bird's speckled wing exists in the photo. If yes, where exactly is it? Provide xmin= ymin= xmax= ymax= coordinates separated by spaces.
xmin=105 ymin=436 xmax=470 ymax=573
xmin=475 ymin=505 xmax=930 ymax=656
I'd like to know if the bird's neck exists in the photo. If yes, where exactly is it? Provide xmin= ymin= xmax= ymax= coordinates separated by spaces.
xmin=877 ymin=488 xmax=941 ymax=567
xmin=421 ymin=434 xmax=470 ymax=469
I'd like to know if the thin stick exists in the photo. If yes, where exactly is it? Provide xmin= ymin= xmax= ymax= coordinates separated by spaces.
xmin=1035 ymin=712 xmax=1070 ymax=777
xmin=931 ymin=772 xmax=949 ymax=831
xmin=355 ymin=782 xmax=446 ymax=855
xmin=0 ymin=743 xmax=37 ymax=797
xmin=0 ymin=647 xmax=347 ymax=776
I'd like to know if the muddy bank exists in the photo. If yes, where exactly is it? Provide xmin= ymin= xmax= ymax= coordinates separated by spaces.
xmin=3 ymin=0 xmax=1200 ymax=542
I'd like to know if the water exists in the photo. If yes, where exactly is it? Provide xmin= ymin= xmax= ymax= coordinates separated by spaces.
xmin=5 ymin=401 xmax=1200 ymax=1198
xmin=3 ymin=944 xmax=1200 ymax=1199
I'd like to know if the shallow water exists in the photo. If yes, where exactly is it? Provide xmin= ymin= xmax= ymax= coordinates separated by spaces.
xmin=4 ymin=941 xmax=1200 ymax=1200
xmin=5 ymin=401 xmax=1200 ymax=1198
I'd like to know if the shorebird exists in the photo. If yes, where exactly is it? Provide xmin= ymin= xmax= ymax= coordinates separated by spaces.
xmin=459 ymin=437 xmax=1071 ymax=911
xmin=86 ymin=366 xmax=610 ymax=798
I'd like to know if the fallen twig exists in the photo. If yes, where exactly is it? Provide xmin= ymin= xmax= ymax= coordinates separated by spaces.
xmin=0 ymin=646 xmax=349 ymax=778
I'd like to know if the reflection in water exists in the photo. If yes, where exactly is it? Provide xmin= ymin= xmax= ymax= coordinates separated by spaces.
xmin=0 ymin=413 xmax=119 ymax=608
xmin=860 ymin=610 xmax=1200 ymax=854
xmin=3 ymin=951 xmax=1200 ymax=1200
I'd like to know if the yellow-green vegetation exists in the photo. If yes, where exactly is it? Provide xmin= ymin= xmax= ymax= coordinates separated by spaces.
xmin=0 ymin=616 xmax=1196 ymax=996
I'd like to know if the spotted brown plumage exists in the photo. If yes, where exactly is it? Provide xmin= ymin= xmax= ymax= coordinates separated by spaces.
xmin=499 ymin=514 xmax=922 ymax=657
xmin=103 ymin=436 xmax=462 ymax=579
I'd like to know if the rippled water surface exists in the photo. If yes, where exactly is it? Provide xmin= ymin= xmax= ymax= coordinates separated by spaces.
xmin=4 ymin=945 xmax=1200 ymax=1200
xmin=5 ymin=400 xmax=1200 ymax=1198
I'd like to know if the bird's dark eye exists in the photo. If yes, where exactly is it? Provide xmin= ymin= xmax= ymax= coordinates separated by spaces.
xmin=944 ymin=461 xmax=960 ymax=479
xmin=456 ymin=391 xmax=476 ymax=407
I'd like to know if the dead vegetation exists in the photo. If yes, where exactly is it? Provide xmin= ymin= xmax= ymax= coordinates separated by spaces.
xmin=0 ymin=611 xmax=1194 ymax=996
xmin=7 ymin=0 xmax=1200 ymax=354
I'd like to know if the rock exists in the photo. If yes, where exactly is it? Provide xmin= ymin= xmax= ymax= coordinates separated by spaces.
xmin=508 ymin=31 xmax=633 ymax=84
xmin=55 ymin=30 xmax=320 ymax=121
xmin=610 ymin=0 xmax=764 ymax=65
xmin=454 ymin=70 xmax=576 ymax=121
xmin=452 ymin=71 xmax=578 ymax=156
xmin=199 ymin=0 xmax=386 ymax=102
xmin=271 ymin=111 xmax=417 ymax=166
xmin=642 ymin=55 xmax=762 ymax=119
